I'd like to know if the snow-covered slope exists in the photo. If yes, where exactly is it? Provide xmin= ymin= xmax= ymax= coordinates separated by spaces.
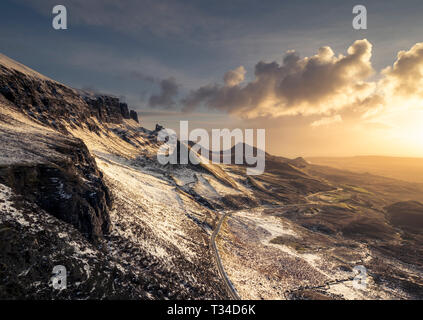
xmin=0 ymin=55 xmax=233 ymax=299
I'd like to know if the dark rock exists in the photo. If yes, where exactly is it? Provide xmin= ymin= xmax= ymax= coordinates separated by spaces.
xmin=0 ymin=220 xmax=149 ymax=299
xmin=84 ymin=95 xmax=124 ymax=124
xmin=0 ymin=138 xmax=112 ymax=241
xmin=0 ymin=64 xmax=137 ymax=130
xmin=129 ymin=110 xmax=139 ymax=123
xmin=119 ymin=102 xmax=130 ymax=119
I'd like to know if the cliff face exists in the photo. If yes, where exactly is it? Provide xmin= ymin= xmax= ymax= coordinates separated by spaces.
xmin=129 ymin=110 xmax=139 ymax=123
xmin=0 ymin=54 xmax=142 ymax=240
xmin=83 ymin=95 xmax=136 ymax=124
xmin=0 ymin=58 xmax=134 ymax=241
xmin=0 ymin=62 xmax=139 ymax=133
xmin=0 ymin=118 xmax=113 ymax=240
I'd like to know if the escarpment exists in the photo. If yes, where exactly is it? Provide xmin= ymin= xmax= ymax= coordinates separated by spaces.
xmin=0 ymin=126 xmax=113 ymax=240
xmin=0 ymin=61 xmax=139 ymax=133
xmin=0 ymin=56 xmax=141 ymax=241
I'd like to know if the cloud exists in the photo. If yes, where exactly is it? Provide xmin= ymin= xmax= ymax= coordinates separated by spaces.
xmin=380 ymin=42 xmax=423 ymax=98
xmin=311 ymin=115 xmax=343 ymax=127
xmin=224 ymin=66 xmax=246 ymax=87
xmin=182 ymin=39 xmax=375 ymax=119
xmin=130 ymin=71 xmax=156 ymax=83
xmin=362 ymin=42 xmax=423 ymax=120
xmin=148 ymin=77 xmax=179 ymax=108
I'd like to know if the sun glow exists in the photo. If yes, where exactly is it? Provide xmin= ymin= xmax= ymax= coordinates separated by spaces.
xmin=369 ymin=106 xmax=423 ymax=155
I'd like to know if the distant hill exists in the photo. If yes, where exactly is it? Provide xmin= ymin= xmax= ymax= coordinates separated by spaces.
xmin=385 ymin=201 xmax=423 ymax=233
xmin=306 ymin=156 xmax=423 ymax=183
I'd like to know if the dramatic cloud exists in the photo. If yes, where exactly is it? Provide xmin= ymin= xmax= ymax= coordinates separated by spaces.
xmin=351 ymin=41 xmax=423 ymax=152
xmin=149 ymin=78 xmax=179 ymax=108
xmin=311 ymin=115 xmax=343 ymax=127
xmin=362 ymin=42 xmax=423 ymax=121
xmin=182 ymin=39 xmax=375 ymax=119
xmin=380 ymin=42 xmax=423 ymax=99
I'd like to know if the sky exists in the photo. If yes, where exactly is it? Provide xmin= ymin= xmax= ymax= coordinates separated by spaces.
xmin=1 ymin=0 xmax=423 ymax=157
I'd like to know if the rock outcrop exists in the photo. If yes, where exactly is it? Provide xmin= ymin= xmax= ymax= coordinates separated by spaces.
xmin=84 ymin=95 xmax=134 ymax=124
xmin=130 ymin=110 xmax=139 ymax=123
xmin=0 ymin=62 xmax=140 ymax=134
xmin=0 ymin=57 xmax=126 ymax=241
xmin=0 ymin=130 xmax=112 ymax=241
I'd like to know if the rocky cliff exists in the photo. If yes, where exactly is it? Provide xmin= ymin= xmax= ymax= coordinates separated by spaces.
xmin=0 ymin=55 xmax=230 ymax=300
xmin=0 ymin=56 xmax=138 ymax=240
xmin=0 ymin=58 xmax=139 ymax=134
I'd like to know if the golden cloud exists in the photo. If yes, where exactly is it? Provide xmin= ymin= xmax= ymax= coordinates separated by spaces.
xmin=182 ymin=39 xmax=375 ymax=118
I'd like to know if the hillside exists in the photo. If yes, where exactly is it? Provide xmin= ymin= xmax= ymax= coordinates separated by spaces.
xmin=0 ymin=54 xmax=331 ymax=299
xmin=0 ymin=54 xmax=422 ymax=300
xmin=0 ymin=55 xmax=227 ymax=299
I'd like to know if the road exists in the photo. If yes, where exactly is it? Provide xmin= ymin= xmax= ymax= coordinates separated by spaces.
xmin=210 ymin=211 xmax=241 ymax=300
xmin=210 ymin=187 xmax=343 ymax=300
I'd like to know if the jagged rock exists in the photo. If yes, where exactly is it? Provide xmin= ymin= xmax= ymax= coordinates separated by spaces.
xmin=84 ymin=95 xmax=124 ymax=124
xmin=130 ymin=110 xmax=139 ymax=123
xmin=0 ymin=132 xmax=112 ymax=241
xmin=120 ymin=102 xmax=130 ymax=119
xmin=0 ymin=63 xmax=137 ymax=130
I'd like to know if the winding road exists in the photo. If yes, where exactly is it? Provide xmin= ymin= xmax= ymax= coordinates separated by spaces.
xmin=210 ymin=187 xmax=343 ymax=300
xmin=211 ymin=211 xmax=241 ymax=300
